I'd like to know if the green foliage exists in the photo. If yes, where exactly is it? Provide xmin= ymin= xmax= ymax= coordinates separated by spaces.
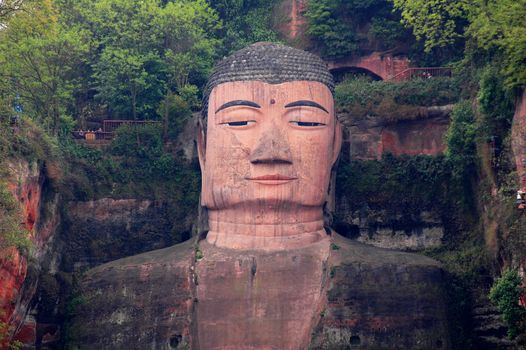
xmin=0 ymin=0 xmax=90 ymax=134
xmin=305 ymin=0 xmax=357 ymax=59
xmin=207 ymin=0 xmax=280 ymax=53
xmin=467 ymin=0 xmax=526 ymax=88
xmin=76 ymin=0 xmax=221 ymax=120
xmin=337 ymin=154 xmax=453 ymax=217
xmin=369 ymin=17 xmax=408 ymax=48
xmin=110 ymin=124 xmax=164 ymax=160
xmin=60 ymin=124 xmax=200 ymax=208
xmin=178 ymin=84 xmax=200 ymax=111
xmin=393 ymin=0 xmax=526 ymax=88
xmin=392 ymin=0 xmax=469 ymax=53
xmin=306 ymin=0 xmax=412 ymax=59
xmin=477 ymin=66 xmax=515 ymax=141
xmin=93 ymin=48 xmax=166 ymax=120
xmin=445 ymin=101 xmax=478 ymax=209
xmin=0 ymin=182 xmax=31 ymax=254
xmin=489 ymin=269 xmax=526 ymax=338
xmin=157 ymin=93 xmax=192 ymax=140
xmin=335 ymin=77 xmax=460 ymax=120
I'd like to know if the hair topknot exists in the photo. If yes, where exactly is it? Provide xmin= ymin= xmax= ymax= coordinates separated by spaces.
xmin=202 ymin=42 xmax=334 ymax=118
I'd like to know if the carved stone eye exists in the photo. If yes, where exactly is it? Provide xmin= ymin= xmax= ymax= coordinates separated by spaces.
xmin=225 ymin=120 xmax=256 ymax=126
xmin=290 ymin=121 xmax=326 ymax=127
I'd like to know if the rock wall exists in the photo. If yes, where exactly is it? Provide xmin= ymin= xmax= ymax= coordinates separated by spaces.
xmin=342 ymin=113 xmax=450 ymax=160
xmin=57 ymin=198 xmax=193 ymax=272
xmin=512 ymin=89 xmax=526 ymax=191
xmin=335 ymin=195 xmax=444 ymax=251
xmin=0 ymin=159 xmax=60 ymax=348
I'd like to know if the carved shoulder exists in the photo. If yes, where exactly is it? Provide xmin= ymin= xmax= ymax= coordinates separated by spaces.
xmin=69 ymin=239 xmax=197 ymax=349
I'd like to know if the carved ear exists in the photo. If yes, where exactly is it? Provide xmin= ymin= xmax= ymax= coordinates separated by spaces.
xmin=197 ymin=121 xmax=206 ymax=171
xmin=331 ymin=121 xmax=343 ymax=166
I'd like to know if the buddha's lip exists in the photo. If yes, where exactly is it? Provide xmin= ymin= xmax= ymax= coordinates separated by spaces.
xmin=247 ymin=174 xmax=297 ymax=181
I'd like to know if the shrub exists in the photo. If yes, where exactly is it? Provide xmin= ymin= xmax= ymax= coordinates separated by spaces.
xmin=157 ymin=94 xmax=192 ymax=141
xmin=445 ymin=100 xmax=478 ymax=209
xmin=335 ymin=77 xmax=461 ymax=121
xmin=110 ymin=124 xmax=164 ymax=160
xmin=477 ymin=66 xmax=515 ymax=141
xmin=489 ymin=269 xmax=526 ymax=338
xmin=0 ymin=182 xmax=31 ymax=254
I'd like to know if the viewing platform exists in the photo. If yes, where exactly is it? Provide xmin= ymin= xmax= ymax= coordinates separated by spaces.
xmin=72 ymin=119 xmax=161 ymax=146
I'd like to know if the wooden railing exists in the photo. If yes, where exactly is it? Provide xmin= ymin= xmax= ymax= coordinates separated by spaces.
xmin=72 ymin=119 xmax=161 ymax=144
xmin=389 ymin=67 xmax=452 ymax=81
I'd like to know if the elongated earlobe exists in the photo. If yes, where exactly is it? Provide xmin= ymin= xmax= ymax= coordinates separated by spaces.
xmin=197 ymin=121 xmax=206 ymax=172
xmin=331 ymin=121 xmax=343 ymax=166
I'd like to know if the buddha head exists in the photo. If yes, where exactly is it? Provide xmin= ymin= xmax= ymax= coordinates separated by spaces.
xmin=197 ymin=43 xmax=341 ymax=249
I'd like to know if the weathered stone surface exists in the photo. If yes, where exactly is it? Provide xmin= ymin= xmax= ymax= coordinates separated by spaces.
xmin=310 ymin=234 xmax=450 ymax=350
xmin=68 ymin=239 xmax=196 ymax=349
xmin=512 ymin=89 xmax=526 ymax=191
xmin=69 ymin=234 xmax=450 ymax=349
xmin=335 ymin=203 xmax=444 ymax=251
xmin=343 ymin=113 xmax=450 ymax=160
xmin=60 ymin=198 xmax=192 ymax=271
xmin=195 ymin=237 xmax=330 ymax=350
xmin=1 ymin=159 xmax=60 ymax=348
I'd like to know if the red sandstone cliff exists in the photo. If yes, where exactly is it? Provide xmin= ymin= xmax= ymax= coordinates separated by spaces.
xmin=0 ymin=160 xmax=59 ymax=349
xmin=339 ymin=108 xmax=452 ymax=161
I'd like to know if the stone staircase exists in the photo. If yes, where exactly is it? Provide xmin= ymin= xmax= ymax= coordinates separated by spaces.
xmin=472 ymin=294 xmax=517 ymax=349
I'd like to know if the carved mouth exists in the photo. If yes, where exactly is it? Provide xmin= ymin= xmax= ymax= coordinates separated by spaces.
xmin=246 ymin=174 xmax=298 ymax=185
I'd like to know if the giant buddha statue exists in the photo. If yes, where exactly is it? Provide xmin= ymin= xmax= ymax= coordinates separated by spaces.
xmin=70 ymin=43 xmax=450 ymax=349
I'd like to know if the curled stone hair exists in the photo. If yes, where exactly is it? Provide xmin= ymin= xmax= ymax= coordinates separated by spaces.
xmin=201 ymin=42 xmax=335 ymax=119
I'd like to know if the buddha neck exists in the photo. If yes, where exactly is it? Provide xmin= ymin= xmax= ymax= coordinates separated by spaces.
xmin=205 ymin=206 xmax=328 ymax=251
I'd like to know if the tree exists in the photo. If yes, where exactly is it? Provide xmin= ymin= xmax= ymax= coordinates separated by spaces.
xmin=392 ymin=0 xmax=526 ymax=87
xmin=306 ymin=0 xmax=411 ymax=59
xmin=466 ymin=0 xmax=526 ymax=88
xmin=157 ymin=0 xmax=221 ymax=92
xmin=0 ymin=0 xmax=24 ymax=25
xmin=489 ymin=269 xmax=526 ymax=338
xmin=76 ymin=0 xmax=221 ymax=120
xmin=206 ymin=0 xmax=279 ymax=53
xmin=305 ymin=0 xmax=357 ymax=59
xmin=93 ymin=47 xmax=166 ymax=120
xmin=0 ymin=0 xmax=89 ymax=134
xmin=391 ymin=0 xmax=470 ymax=52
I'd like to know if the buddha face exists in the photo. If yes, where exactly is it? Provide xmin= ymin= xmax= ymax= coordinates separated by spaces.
xmin=199 ymin=80 xmax=341 ymax=211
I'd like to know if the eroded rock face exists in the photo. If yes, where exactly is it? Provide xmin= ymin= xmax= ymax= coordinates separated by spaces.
xmin=344 ymin=114 xmax=450 ymax=161
xmin=0 ymin=159 xmax=54 ymax=347
xmin=512 ymin=89 xmax=526 ymax=191
xmin=68 ymin=240 xmax=196 ymax=349
xmin=335 ymin=201 xmax=444 ymax=251
xmin=310 ymin=234 xmax=449 ymax=350
xmin=60 ymin=198 xmax=192 ymax=271
xmin=69 ymin=234 xmax=450 ymax=349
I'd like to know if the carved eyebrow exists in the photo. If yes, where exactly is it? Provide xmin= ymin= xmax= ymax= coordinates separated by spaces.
xmin=215 ymin=100 xmax=261 ymax=113
xmin=284 ymin=100 xmax=329 ymax=114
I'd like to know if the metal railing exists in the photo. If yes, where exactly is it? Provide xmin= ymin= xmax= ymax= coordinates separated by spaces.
xmin=389 ymin=67 xmax=452 ymax=81
xmin=103 ymin=119 xmax=161 ymax=133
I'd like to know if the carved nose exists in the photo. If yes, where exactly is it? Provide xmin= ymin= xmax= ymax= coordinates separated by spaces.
xmin=250 ymin=127 xmax=293 ymax=164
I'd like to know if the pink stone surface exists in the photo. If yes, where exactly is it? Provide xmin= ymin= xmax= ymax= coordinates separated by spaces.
xmin=199 ymin=80 xmax=341 ymax=251
xmin=195 ymin=237 xmax=330 ymax=349
xmin=346 ymin=114 xmax=450 ymax=160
